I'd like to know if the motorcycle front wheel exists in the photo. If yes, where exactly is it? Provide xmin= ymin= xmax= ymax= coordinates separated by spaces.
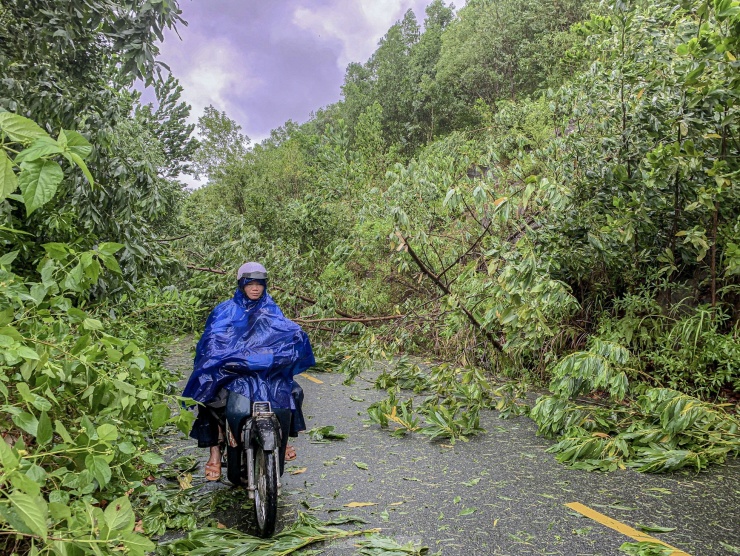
xmin=253 ymin=446 xmax=278 ymax=537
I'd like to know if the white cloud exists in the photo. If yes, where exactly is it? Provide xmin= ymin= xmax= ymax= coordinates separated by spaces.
xmin=159 ymin=35 xmax=262 ymax=130
xmin=292 ymin=0 xmax=420 ymax=69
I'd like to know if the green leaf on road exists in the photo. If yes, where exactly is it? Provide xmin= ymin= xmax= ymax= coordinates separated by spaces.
xmin=459 ymin=507 xmax=477 ymax=516
xmin=354 ymin=461 xmax=369 ymax=470
xmin=619 ymin=541 xmax=674 ymax=555
xmin=308 ymin=425 xmax=348 ymax=442
xmin=141 ymin=452 xmax=165 ymax=465
xmin=635 ymin=524 xmax=677 ymax=533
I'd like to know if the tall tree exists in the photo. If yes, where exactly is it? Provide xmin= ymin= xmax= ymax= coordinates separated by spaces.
xmin=0 ymin=0 xmax=192 ymax=289
xmin=136 ymin=75 xmax=199 ymax=180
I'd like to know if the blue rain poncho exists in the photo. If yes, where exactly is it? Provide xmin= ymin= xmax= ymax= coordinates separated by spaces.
xmin=182 ymin=287 xmax=315 ymax=418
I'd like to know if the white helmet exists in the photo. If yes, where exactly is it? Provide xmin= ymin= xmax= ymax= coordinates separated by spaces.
xmin=237 ymin=262 xmax=268 ymax=285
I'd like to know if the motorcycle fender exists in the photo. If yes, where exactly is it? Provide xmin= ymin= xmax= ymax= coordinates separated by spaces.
xmin=253 ymin=417 xmax=280 ymax=451
xmin=226 ymin=390 xmax=251 ymax=438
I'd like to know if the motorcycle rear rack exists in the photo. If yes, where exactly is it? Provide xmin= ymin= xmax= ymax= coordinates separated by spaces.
xmin=252 ymin=401 xmax=272 ymax=417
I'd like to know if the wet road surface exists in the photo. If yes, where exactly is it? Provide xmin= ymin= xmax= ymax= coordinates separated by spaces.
xmin=161 ymin=338 xmax=740 ymax=555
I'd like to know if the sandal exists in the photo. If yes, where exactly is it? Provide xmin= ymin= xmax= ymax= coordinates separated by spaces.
xmin=205 ymin=461 xmax=221 ymax=481
xmin=285 ymin=444 xmax=297 ymax=461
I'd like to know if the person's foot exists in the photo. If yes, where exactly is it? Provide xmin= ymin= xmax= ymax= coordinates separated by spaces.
xmin=205 ymin=460 xmax=221 ymax=481
xmin=205 ymin=445 xmax=222 ymax=481
xmin=285 ymin=444 xmax=296 ymax=461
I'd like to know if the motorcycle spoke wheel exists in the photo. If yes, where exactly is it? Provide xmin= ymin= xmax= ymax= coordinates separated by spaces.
xmin=253 ymin=446 xmax=278 ymax=537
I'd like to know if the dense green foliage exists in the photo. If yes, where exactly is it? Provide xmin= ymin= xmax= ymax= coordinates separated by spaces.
xmin=178 ymin=0 xmax=739 ymax=473
xmin=0 ymin=1 xmax=207 ymax=553
xmin=0 ymin=0 xmax=196 ymax=287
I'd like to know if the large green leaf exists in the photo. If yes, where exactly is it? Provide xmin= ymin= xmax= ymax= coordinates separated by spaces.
xmin=97 ymin=242 xmax=125 ymax=256
xmin=10 ymin=471 xmax=41 ymax=497
xmin=119 ymin=531 xmax=155 ymax=556
xmin=96 ymin=423 xmax=118 ymax=443
xmin=85 ymin=454 xmax=112 ymax=487
xmin=0 ymin=150 xmax=17 ymax=201
xmin=0 ymin=502 xmax=34 ymax=535
xmin=69 ymin=151 xmax=94 ymax=186
xmin=104 ymin=496 xmax=135 ymax=532
xmin=36 ymin=411 xmax=53 ymax=446
xmin=9 ymin=492 xmax=48 ymax=540
xmin=0 ymin=112 xmax=48 ymax=143
xmin=12 ymin=411 xmax=38 ymax=436
xmin=100 ymin=254 xmax=122 ymax=274
xmin=18 ymin=159 xmax=64 ymax=215
xmin=62 ymin=130 xmax=93 ymax=159
xmin=0 ymin=250 xmax=18 ymax=267
xmin=14 ymin=137 xmax=64 ymax=164
xmin=151 ymin=403 xmax=171 ymax=429
xmin=0 ymin=437 xmax=19 ymax=470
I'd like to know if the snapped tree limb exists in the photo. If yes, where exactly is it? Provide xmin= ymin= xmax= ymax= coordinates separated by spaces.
xmin=294 ymin=315 xmax=406 ymax=324
xmin=395 ymin=231 xmax=504 ymax=352
xmin=186 ymin=265 xmax=393 ymax=325
xmin=186 ymin=264 xmax=226 ymax=274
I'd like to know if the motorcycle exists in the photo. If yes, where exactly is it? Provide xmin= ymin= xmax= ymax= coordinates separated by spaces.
xmin=209 ymin=371 xmax=292 ymax=537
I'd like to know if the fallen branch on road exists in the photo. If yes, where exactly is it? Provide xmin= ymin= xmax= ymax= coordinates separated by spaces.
xmin=186 ymin=264 xmax=226 ymax=274
xmin=294 ymin=315 xmax=405 ymax=324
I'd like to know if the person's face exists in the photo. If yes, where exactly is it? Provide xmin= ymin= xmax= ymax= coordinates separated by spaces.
xmin=243 ymin=281 xmax=265 ymax=300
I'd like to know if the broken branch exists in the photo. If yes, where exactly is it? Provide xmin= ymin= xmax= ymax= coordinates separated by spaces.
xmin=395 ymin=231 xmax=504 ymax=352
xmin=294 ymin=315 xmax=405 ymax=324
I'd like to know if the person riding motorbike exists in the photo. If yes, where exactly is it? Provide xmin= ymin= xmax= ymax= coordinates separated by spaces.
xmin=182 ymin=262 xmax=315 ymax=481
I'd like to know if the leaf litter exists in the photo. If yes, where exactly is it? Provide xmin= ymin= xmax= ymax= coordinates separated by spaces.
xmin=308 ymin=425 xmax=349 ymax=442
xmin=157 ymin=512 xmax=377 ymax=555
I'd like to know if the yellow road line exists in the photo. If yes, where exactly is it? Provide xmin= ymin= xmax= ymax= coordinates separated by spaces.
xmin=302 ymin=373 xmax=323 ymax=384
xmin=565 ymin=502 xmax=690 ymax=556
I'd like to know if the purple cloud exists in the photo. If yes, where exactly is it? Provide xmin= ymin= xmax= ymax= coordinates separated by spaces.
xmin=144 ymin=0 xmax=435 ymax=143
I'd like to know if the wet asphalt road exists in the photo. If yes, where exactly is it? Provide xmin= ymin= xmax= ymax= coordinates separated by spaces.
xmin=162 ymin=338 xmax=740 ymax=555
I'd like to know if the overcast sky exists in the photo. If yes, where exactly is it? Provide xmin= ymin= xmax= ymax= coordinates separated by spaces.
xmin=145 ymin=0 xmax=440 ymax=146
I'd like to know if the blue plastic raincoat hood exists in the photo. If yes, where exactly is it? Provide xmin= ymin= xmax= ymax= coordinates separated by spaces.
xmin=182 ymin=287 xmax=315 ymax=411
